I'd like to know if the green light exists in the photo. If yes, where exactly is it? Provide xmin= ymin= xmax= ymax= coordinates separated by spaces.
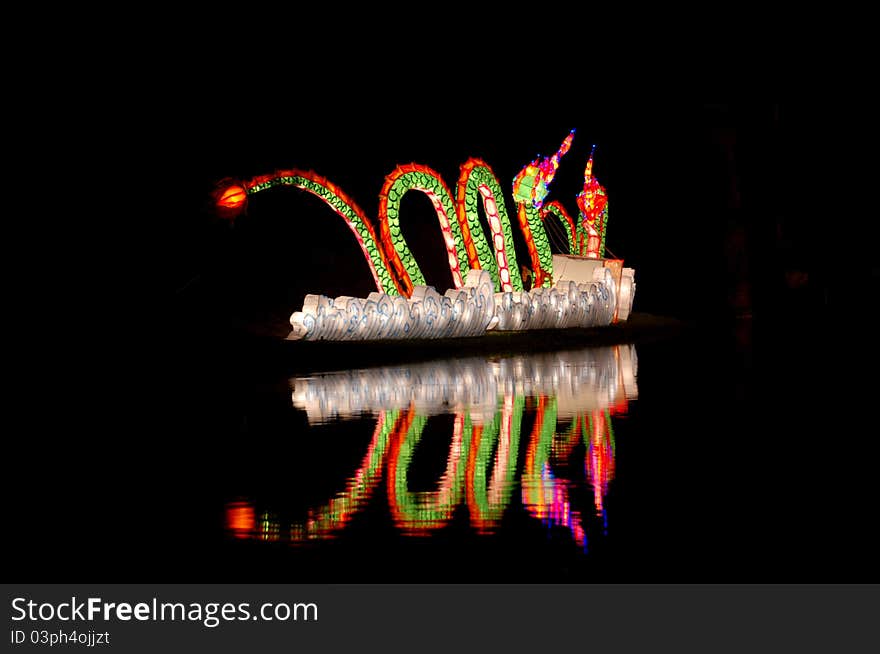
xmin=391 ymin=413 xmax=473 ymax=531
xmin=469 ymin=396 xmax=525 ymax=529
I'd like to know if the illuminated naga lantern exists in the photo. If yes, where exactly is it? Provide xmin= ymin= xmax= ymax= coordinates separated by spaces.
xmin=214 ymin=130 xmax=635 ymax=341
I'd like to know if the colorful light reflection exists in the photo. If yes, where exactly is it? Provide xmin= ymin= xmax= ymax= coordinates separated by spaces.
xmin=226 ymin=345 xmax=637 ymax=551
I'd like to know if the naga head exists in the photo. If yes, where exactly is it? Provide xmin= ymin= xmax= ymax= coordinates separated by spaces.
xmin=212 ymin=178 xmax=249 ymax=220
xmin=513 ymin=129 xmax=575 ymax=209
xmin=576 ymin=147 xmax=607 ymax=224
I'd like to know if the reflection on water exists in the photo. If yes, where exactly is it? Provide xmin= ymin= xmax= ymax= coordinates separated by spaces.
xmin=227 ymin=345 xmax=637 ymax=551
xmin=291 ymin=346 xmax=636 ymax=423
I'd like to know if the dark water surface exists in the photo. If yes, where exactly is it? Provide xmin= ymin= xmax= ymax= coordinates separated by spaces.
xmin=12 ymin=314 xmax=876 ymax=583
xmin=142 ymin=315 xmax=873 ymax=583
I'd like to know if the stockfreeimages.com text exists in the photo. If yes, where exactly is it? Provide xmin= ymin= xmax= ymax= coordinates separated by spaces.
xmin=11 ymin=597 xmax=317 ymax=628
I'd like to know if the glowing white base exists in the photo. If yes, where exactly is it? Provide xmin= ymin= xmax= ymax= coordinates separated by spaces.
xmin=289 ymin=267 xmax=635 ymax=342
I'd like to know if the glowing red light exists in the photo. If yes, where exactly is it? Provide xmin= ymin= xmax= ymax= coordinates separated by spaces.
xmin=226 ymin=501 xmax=255 ymax=537
xmin=217 ymin=185 xmax=247 ymax=210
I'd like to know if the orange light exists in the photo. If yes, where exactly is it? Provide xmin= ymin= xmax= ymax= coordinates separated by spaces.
xmin=226 ymin=501 xmax=255 ymax=537
xmin=213 ymin=181 xmax=249 ymax=220
xmin=217 ymin=185 xmax=247 ymax=211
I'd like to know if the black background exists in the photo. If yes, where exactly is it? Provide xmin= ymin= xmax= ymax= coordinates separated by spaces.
xmin=166 ymin=103 xmax=824 ymax=333
xmin=10 ymin=98 xmax=878 ymax=583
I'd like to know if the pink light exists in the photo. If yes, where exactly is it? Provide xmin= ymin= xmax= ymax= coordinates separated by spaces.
xmin=488 ymin=395 xmax=515 ymax=507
